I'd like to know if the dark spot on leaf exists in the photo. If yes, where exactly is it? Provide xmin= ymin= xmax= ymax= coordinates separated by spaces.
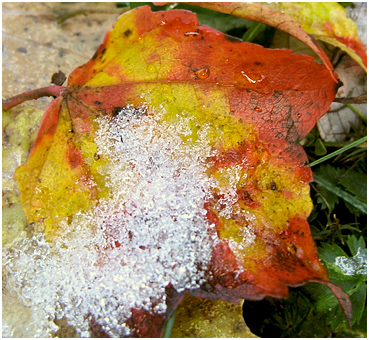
xmin=112 ymin=107 xmax=124 ymax=116
xmin=255 ymin=61 xmax=262 ymax=65
xmin=124 ymin=29 xmax=132 ymax=37
xmin=271 ymin=181 xmax=277 ymax=190
xmin=67 ymin=148 xmax=83 ymax=170
xmin=92 ymin=48 xmax=106 ymax=61
xmin=95 ymin=101 xmax=102 ymax=105
xmin=91 ymin=51 xmax=99 ymax=60
xmin=243 ymin=190 xmax=252 ymax=201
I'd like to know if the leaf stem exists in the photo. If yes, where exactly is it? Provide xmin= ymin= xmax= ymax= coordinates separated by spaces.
xmin=2 ymin=86 xmax=66 ymax=111
xmin=333 ymin=94 xmax=367 ymax=105
xmin=309 ymin=136 xmax=367 ymax=167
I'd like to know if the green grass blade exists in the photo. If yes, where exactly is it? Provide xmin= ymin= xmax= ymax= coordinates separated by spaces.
xmin=314 ymin=174 xmax=367 ymax=214
xmin=242 ymin=22 xmax=266 ymax=42
xmin=309 ymin=136 xmax=367 ymax=167
xmin=163 ymin=310 xmax=177 ymax=338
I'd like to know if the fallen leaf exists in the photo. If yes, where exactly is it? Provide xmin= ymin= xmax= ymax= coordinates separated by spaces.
xmin=314 ymin=35 xmax=366 ymax=72
xmin=269 ymin=2 xmax=367 ymax=69
xmin=4 ymin=6 xmax=351 ymax=337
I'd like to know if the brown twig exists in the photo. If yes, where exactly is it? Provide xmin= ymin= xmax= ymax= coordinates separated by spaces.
xmin=333 ymin=94 xmax=367 ymax=104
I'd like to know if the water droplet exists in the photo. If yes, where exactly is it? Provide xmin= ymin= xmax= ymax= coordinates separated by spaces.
xmin=241 ymin=71 xmax=265 ymax=84
xmin=194 ymin=67 xmax=210 ymax=79
xmin=254 ymin=106 xmax=262 ymax=112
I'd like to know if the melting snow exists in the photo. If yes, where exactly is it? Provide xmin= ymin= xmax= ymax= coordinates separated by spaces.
xmin=3 ymin=106 xmax=219 ymax=337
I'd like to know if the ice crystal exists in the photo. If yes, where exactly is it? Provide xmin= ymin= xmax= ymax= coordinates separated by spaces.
xmin=3 ymin=105 xmax=220 ymax=337
xmin=3 ymin=105 xmax=257 ymax=337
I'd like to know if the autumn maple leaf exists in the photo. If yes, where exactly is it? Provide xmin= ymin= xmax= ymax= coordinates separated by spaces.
xmin=3 ymin=6 xmax=352 ymax=337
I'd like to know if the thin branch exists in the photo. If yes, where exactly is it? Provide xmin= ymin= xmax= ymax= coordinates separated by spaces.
xmin=333 ymin=94 xmax=367 ymax=104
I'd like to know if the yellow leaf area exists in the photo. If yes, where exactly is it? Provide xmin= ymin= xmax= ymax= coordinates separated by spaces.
xmin=14 ymin=98 xmax=109 ymax=236
xmin=171 ymin=295 xmax=258 ymax=338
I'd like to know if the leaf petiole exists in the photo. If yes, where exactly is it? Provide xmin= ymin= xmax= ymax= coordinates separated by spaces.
xmin=2 ymin=85 xmax=66 ymax=111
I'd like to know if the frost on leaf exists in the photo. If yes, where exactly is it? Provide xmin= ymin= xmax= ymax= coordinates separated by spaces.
xmin=3 ymin=5 xmax=351 ymax=337
xmin=4 ymin=106 xmax=218 ymax=337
